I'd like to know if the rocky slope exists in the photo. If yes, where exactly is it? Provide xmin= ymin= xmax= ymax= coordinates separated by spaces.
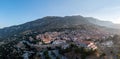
xmin=0 ymin=15 xmax=119 ymax=40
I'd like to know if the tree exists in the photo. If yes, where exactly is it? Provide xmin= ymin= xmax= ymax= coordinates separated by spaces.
xmin=43 ymin=51 xmax=48 ymax=56
xmin=81 ymin=54 xmax=87 ymax=59
xmin=56 ymin=56 xmax=60 ymax=59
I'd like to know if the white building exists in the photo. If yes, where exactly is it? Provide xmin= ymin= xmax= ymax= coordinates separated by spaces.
xmin=77 ymin=41 xmax=97 ymax=50
xmin=52 ymin=40 xmax=66 ymax=44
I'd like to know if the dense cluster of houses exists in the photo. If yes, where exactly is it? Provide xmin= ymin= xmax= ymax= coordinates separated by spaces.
xmin=15 ymin=30 xmax=113 ymax=59
xmin=16 ymin=30 xmax=113 ymax=51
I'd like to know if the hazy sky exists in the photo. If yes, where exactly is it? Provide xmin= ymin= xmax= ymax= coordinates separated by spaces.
xmin=0 ymin=0 xmax=120 ymax=28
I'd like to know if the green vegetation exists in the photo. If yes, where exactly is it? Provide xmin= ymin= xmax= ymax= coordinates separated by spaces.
xmin=51 ymin=51 xmax=56 ymax=57
xmin=43 ymin=50 xmax=51 ymax=59
xmin=56 ymin=56 xmax=60 ymax=59
xmin=59 ymin=43 xmax=96 ymax=59
xmin=0 ymin=39 xmax=23 ymax=59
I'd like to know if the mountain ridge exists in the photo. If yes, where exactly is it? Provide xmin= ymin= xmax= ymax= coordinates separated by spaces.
xmin=0 ymin=15 xmax=119 ymax=39
xmin=86 ymin=17 xmax=120 ymax=29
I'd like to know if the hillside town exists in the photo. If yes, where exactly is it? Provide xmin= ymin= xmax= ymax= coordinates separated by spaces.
xmin=10 ymin=29 xmax=114 ymax=59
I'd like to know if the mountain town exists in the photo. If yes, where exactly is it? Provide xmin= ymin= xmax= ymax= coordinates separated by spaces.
xmin=0 ymin=16 xmax=120 ymax=59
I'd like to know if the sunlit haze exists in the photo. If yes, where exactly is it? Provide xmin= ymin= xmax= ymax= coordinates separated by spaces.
xmin=0 ymin=0 xmax=120 ymax=28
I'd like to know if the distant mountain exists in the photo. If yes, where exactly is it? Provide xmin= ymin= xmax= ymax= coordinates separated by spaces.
xmin=86 ymin=17 xmax=120 ymax=29
xmin=0 ymin=15 xmax=119 ymax=40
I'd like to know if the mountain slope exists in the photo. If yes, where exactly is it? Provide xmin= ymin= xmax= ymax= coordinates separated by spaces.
xmin=0 ymin=16 xmax=90 ymax=38
xmin=0 ymin=15 xmax=118 ymax=39
xmin=86 ymin=17 xmax=120 ymax=29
